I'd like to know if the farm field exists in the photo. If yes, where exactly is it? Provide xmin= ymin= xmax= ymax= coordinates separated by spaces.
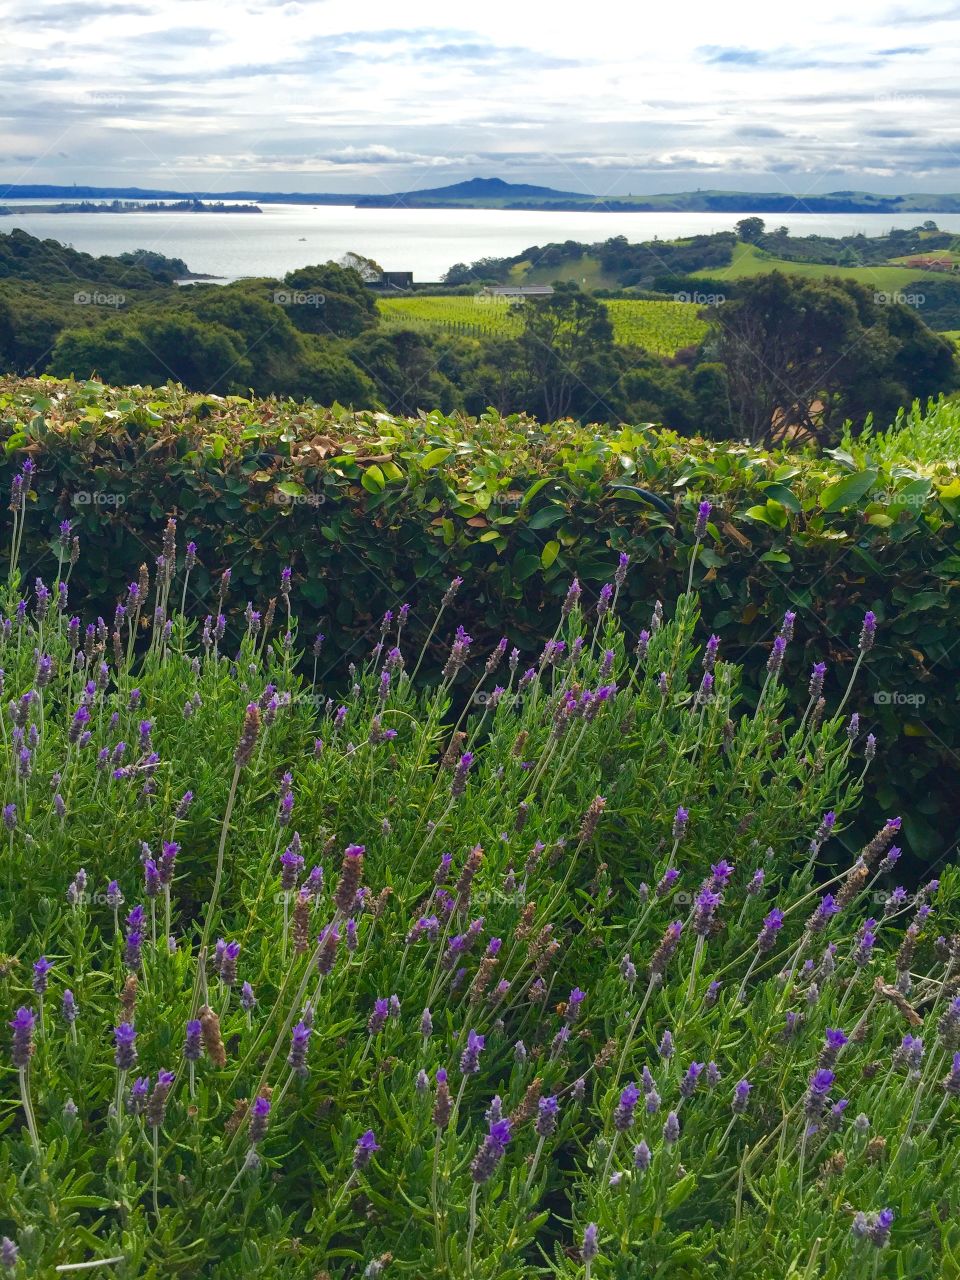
xmin=693 ymin=241 xmax=950 ymax=290
xmin=378 ymin=294 xmax=710 ymax=354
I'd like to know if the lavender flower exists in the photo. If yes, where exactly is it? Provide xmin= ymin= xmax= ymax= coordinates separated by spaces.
xmin=32 ymin=956 xmax=52 ymax=995
xmin=672 ymin=806 xmax=689 ymax=842
xmin=249 ymin=1095 xmax=271 ymax=1144
xmin=62 ymin=989 xmax=77 ymax=1026
xmin=114 ymin=1022 xmax=138 ymax=1070
xmin=804 ymin=1068 xmax=834 ymax=1119
xmin=1 ymin=1237 xmax=19 ymax=1271
xmin=694 ymin=500 xmax=711 ymax=538
xmin=451 ymin=751 xmax=474 ymax=799
xmin=859 ymin=611 xmax=877 ymax=654
xmin=757 ymin=907 xmax=784 ymax=953
xmin=146 ymin=1070 xmax=174 ymax=1127
xmin=767 ymin=635 xmax=786 ymax=677
xmin=679 ymin=1062 xmax=703 ymax=1099
xmin=732 ymin=1079 xmax=752 ymax=1114
xmin=536 ymin=1096 xmax=559 ymax=1138
xmin=368 ymin=997 xmax=389 ymax=1036
xmin=460 ymin=1029 xmax=485 ymax=1075
xmin=613 ymin=1083 xmax=640 ymax=1131
xmin=663 ymin=1111 xmax=680 ymax=1144
xmin=354 ymin=1129 xmax=380 ymax=1171
xmin=9 ymin=1007 xmax=35 ymax=1068
xmin=470 ymin=1118 xmax=511 ymax=1184
xmin=287 ymin=1021 xmax=312 ymax=1078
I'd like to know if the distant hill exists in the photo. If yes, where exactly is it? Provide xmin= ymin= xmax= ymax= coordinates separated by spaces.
xmin=4 ymin=179 xmax=960 ymax=213
xmin=356 ymin=176 xmax=587 ymax=205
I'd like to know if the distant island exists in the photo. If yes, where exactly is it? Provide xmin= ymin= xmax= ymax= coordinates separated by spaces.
xmin=2 ymin=198 xmax=262 ymax=215
xmin=4 ymin=178 xmax=960 ymax=213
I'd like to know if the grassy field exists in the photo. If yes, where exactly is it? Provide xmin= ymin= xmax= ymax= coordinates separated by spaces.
xmin=506 ymin=255 xmax=620 ymax=288
xmin=378 ymin=294 xmax=709 ymax=353
xmin=692 ymin=242 xmax=949 ymax=289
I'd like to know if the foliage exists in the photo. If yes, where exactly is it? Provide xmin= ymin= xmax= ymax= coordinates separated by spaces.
xmin=710 ymin=273 xmax=957 ymax=443
xmin=1 ymin=479 xmax=958 ymax=1277
xmin=0 ymin=377 xmax=958 ymax=862
xmin=378 ymin=296 xmax=708 ymax=356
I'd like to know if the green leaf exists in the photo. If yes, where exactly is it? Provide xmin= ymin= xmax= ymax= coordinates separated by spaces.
xmin=361 ymin=465 xmax=385 ymax=493
xmin=540 ymin=540 xmax=560 ymax=568
xmin=420 ymin=447 xmax=452 ymax=468
xmin=758 ymin=482 xmax=801 ymax=513
xmin=521 ymin=477 xmax=553 ymax=507
xmin=820 ymin=469 xmax=877 ymax=512
xmin=743 ymin=500 xmax=787 ymax=529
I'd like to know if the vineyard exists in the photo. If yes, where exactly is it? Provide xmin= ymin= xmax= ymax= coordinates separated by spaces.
xmin=377 ymin=294 xmax=710 ymax=354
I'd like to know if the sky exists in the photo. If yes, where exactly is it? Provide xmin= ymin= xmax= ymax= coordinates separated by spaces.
xmin=1 ymin=0 xmax=960 ymax=195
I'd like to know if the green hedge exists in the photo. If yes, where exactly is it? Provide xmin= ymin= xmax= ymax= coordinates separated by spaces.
xmin=2 ymin=375 xmax=959 ymax=859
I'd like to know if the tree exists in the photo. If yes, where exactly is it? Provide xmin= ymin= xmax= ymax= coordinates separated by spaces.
xmin=281 ymin=342 xmax=378 ymax=407
xmin=339 ymin=251 xmax=383 ymax=282
xmin=348 ymin=330 xmax=463 ymax=415
xmin=282 ymin=264 xmax=378 ymax=338
xmin=734 ymin=217 xmax=766 ymax=244
xmin=517 ymin=283 xmax=617 ymax=421
xmin=48 ymin=313 xmax=252 ymax=392
xmin=712 ymin=272 xmax=958 ymax=443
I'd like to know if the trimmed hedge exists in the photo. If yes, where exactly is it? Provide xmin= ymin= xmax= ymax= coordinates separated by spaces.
xmin=2 ymin=375 xmax=959 ymax=859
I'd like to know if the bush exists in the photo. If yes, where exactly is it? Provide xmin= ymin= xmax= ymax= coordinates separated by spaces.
xmin=1 ymin=479 xmax=957 ymax=1276
xmin=1 ymin=376 xmax=959 ymax=862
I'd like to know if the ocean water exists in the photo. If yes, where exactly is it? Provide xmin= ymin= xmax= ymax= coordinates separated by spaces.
xmin=2 ymin=200 xmax=959 ymax=283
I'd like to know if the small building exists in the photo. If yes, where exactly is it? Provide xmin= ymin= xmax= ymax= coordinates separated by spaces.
xmin=366 ymin=271 xmax=414 ymax=291
xmin=481 ymin=285 xmax=555 ymax=297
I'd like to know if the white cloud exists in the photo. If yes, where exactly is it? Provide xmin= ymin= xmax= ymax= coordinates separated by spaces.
xmin=1 ymin=0 xmax=959 ymax=192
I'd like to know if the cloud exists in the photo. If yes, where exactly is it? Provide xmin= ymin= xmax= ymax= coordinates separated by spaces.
xmin=10 ymin=1 xmax=156 ymax=20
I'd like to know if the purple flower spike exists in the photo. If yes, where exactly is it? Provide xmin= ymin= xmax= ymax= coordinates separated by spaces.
xmin=32 ymin=956 xmax=52 ymax=995
xmin=613 ymin=1083 xmax=640 ymax=1132
xmin=859 ymin=611 xmax=877 ymax=654
xmin=672 ymin=806 xmax=690 ymax=842
xmin=663 ymin=1111 xmax=680 ymax=1144
xmin=9 ymin=1007 xmax=35 ymax=1068
xmin=460 ymin=1028 xmax=485 ymax=1075
xmin=470 ymin=1117 xmax=511 ymax=1184
xmin=694 ymin=500 xmax=711 ymax=538
xmin=287 ymin=1021 xmax=312 ymax=1078
xmin=353 ymin=1128 xmax=380 ymax=1171
xmin=114 ymin=1022 xmax=138 ymax=1070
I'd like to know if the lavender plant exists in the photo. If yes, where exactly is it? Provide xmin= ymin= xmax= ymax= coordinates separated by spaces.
xmin=0 ymin=473 xmax=957 ymax=1278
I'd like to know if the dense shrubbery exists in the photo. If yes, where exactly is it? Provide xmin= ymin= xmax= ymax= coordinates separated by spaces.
xmin=1 ymin=377 xmax=959 ymax=864
xmin=2 ymin=466 xmax=960 ymax=1277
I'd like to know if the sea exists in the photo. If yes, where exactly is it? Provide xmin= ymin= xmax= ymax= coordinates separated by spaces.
xmin=3 ymin=199 xmax=960 ymax=283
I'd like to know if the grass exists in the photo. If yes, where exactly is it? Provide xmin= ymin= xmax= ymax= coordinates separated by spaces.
xmin=377 ymin=295 xmax=709 ymax=354
xmin=693 ymin=243 xmax=950 ymax=290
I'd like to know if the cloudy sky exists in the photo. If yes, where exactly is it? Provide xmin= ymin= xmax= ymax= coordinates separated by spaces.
xmin=2 ymin=0 xmax=959 ymax=195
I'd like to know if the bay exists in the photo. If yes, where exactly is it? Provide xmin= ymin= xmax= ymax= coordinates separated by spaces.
xmin=2 ymin=200 xmax=959 ymax=283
